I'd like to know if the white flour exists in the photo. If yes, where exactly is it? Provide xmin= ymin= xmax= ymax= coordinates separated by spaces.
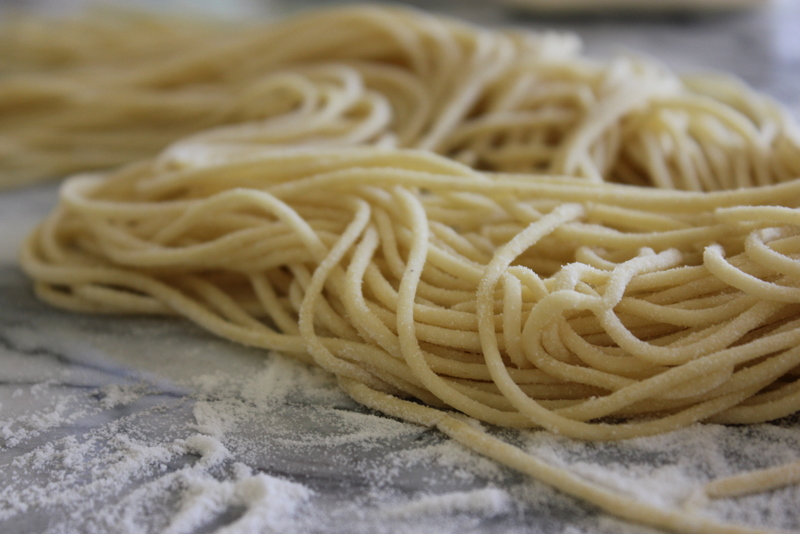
xmin=383 ymin=488 xmax=511 ymax=518
xmin=1 ymin=344 xmax=799 ymax=534
xmin=1 ymin=359 xmax=316 ymax=534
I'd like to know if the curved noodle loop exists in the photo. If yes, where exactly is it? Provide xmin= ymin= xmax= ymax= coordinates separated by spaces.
xmin=10 ymin=5 xmax=800 ymax=534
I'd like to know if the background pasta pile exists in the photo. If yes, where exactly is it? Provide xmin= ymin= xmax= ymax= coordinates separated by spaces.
xmin=3 ymin=5 xmax=798 ymax=190
xmin=7 ymin=5 xmax=800 ymax=534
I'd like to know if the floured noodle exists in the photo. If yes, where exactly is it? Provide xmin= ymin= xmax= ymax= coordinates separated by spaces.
xmin=11 ymin=5 xmax=800 ymax=534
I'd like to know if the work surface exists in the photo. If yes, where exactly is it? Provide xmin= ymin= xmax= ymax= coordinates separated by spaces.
xmin=1 ymin=1 xmax=800 ymax=533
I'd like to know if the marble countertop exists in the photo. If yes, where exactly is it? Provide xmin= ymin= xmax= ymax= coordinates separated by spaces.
xmin=1 ymin=1 xmax=800 ymax=533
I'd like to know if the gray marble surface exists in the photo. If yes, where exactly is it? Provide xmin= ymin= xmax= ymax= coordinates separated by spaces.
xmin=1 ymin=1 xmax=800 ymax=533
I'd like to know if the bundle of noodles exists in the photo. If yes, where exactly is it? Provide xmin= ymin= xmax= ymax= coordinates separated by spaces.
xmin=22 ymin=141 xmax=800 ymax=533
xmin=12 ymin=5 xmax=800 ymax=534
xmin=0 ymin=5 xmax=577 ymax=188
xmin=2 ymin=6 xmax=798 ymax=191
xmin=0 ymin=7 xmax=224 ymax=73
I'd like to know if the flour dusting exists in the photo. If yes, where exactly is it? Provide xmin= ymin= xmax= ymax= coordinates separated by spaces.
xmin=0 ymin=312 xmax=798 ymax=533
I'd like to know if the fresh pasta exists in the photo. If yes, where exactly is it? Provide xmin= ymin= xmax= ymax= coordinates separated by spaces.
xmin=0 ymin=5 xmax=572 ymax=188
xmin=12 ymin=5 xmax=800 ymax=534
xmin=8 ymin=5 xmax=797 ymax=190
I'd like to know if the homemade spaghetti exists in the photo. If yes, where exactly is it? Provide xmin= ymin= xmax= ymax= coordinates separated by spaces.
xmin=11 ymin=5 xmax=800 ymax=534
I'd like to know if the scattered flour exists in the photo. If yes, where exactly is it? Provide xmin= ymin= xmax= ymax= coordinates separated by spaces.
xmin=383 ymin=488 xmax=511 ymax=518
xmin=0 ymin=383 xmax=87 ymax=447
xmin=97 ymin=384 xmax=146 ymax=410
xmin=164 ymin=467 xmax=311 ymax=534
xmin=1 ymin=341 xmax=799 ymax=533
